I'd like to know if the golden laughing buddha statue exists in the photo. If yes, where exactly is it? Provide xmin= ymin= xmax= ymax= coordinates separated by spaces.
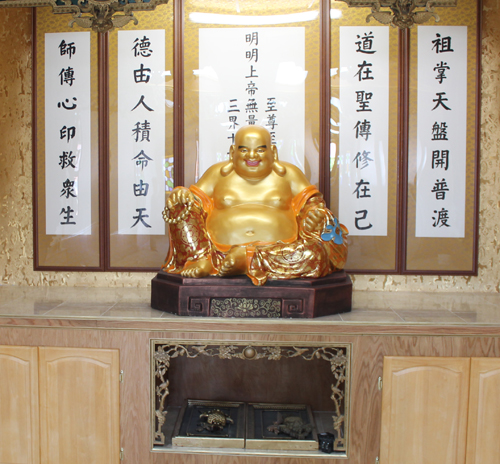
xmin=162 ymin=125 xmax=348 ymax=286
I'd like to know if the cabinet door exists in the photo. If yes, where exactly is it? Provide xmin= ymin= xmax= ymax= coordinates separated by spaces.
xmin=0 ymin=345 xmax=39 ymax=464
xmin=39 ymin=347 xmax=120 ymax=464
xmin=466 ymin=357 xmax=500 ymax=464
xmin=380 ymin=356 xmax=470 ymax=464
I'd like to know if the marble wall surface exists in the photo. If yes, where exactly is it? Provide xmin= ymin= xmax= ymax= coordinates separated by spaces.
xmin=0 ymin=3 xmax=499 ymax=291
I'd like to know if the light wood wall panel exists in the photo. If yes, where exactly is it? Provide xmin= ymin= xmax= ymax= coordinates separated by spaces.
xmin=100 ymin=330 xmax=152 ymax=464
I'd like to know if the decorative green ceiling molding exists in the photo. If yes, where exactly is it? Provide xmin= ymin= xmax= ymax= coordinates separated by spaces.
xmin=336 ymin=0 xmax=458 ymax=28
xmin=0 ymin=0 xmax=170 ymax=32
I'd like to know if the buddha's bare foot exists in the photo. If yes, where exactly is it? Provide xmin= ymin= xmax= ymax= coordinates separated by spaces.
xmin=181 ymin=258 xmax=212 ymax=278
xmin=218 ymin=246 xmax=247 ymax=276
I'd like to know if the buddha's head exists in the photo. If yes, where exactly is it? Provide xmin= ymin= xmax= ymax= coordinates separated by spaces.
xmin=222 ymin=125 xmax=286 ymax=179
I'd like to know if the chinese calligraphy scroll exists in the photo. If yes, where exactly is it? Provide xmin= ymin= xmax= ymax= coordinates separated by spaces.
xmin=117 ymin=29 xmax=166 ymax=235
xmin=45 ymin=32 xmax=92 ymax=236
xmin=405 ymin=0 xmax=479 ymax=273
xmin=416 ymin=26 xmax=467 ymax=238
xmin=338 ymin=27 xmax=390 ymax=237
xmin=198 ymin=27 xmax=306 ymax=177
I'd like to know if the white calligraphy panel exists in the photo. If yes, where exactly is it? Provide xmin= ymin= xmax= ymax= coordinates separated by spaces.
xmin=45 ymin=32 xmax=91 ymax=235
xmin=198 ymin=27 xmax=305 ymax=177
xmin=338 ymin=27 xmax=389 ymax=236
xmin=117 ymin=30 xmax=166 ymax=235
xmin=416 ymin=26 xmax=467 ymax=238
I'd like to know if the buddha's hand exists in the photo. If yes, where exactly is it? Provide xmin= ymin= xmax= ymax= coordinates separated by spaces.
xmin=303 ymin=208 xmax=325 ymax=234
xmin=166 ymin=187 xmax=194 ymax=211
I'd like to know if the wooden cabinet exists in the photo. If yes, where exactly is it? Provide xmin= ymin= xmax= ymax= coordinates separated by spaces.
xmin=2 ymin=310 xmax=500 ymax=464
xmin=466 ymin=358 xmax=500 ymax=464
xmin=0 ymin=346 xmax=39 ymax=464
xmin=0 ymin=346 xmax=120 ymax=464
xmin=380 ymin=356 xmax=500 ymax=464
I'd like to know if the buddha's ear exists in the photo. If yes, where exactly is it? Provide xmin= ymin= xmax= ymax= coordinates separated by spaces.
xmin=272 ymin=144 xmax=286 ymax=176
xmin=220 ymin=145 xmax=235 ymax=176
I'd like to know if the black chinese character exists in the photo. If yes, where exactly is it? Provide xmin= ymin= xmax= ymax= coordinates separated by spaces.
xmin=228 ymin=116 xmax=239 ymax=130
xmin=245 ymin=65 xmax=259 ymax=79
xmin=57 ymin=97 xmax=77 ymax=110
xmin=432 ymin=150 xmax=450 ymax=170
xmin=431 ymin=122 xmax=448 ymax=141
xmin=246 ymin=99 xmax=258 ymax=113
xmin=60 ymin=126 xmax=76 ymax=142
xmin=132 ymin=36 xmax=152 ymax=57
xmin=265 ymin=114 xmax=278 ymax=130
xmin=132 ymin=121 xmax=151 ymax=142
xmin=59 ymin=151 xmax=76 ymax=169
xmin=228 ymin=99 xmax=240 ymax=113
xmin=59 ymin=67 xmax=75 ymax=86
xmin=355 ymin=32 xmax=376 ymax=54
xmin=58 ymin=40 xmax=76 ymax=59
xmin=353 ymin=179 xmax=371 ymax=198
xmin=434 ymin=61 xmax=450 ymax=84
xmin=432 ymin=92 xmax=451 ymax=111
xmin=246 ymin=48 xmax=258 ymax=62
xmin=246 ymin=81 xmax=258 ymax=96
xmin=60 ymin=178 xmax=77 ymax=199
xmin=431 ymin=178 xmax=449 ymax=200
xmin=131 ymin=95 xmax=154 ymax=112
xmin=60 ymin=206 xmax=76 ymax=225
xmin=355 ymin=90 xmax=373 ymax=112
xmin=432 ymin=33 xmax=454 ymax=54
xmin=266 ymin=97 xmax=278 ymax=112
xmin=353 ymin=150 xmax=373 ymax=169
xmin=354 ymin=210 xmax=373 ymax=230
xmin=246 ymin=114 xmax=258 ymax=125
xmin=133 ymin=179 xmax=149 ymax=197
xmin=355 ymin=60 xmax=374 ymax=81
xmin=432 ymin=207 xmax=451 ymax=227
xmin=353 ymin=119 xmax=372 ymax=141
xmin=131 ymin=208 xmax=152 ymax=228
xmin=133 ymin=150 xmax=153 ymax=170
xmin=245 ymin=32 xmax=258 ymax=46
xmin=133 ymin=63 xmax=152 ymax=84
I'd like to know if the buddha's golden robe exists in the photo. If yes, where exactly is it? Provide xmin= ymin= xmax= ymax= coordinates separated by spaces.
xmin=162 ymin=185 xmax=348 ymax=286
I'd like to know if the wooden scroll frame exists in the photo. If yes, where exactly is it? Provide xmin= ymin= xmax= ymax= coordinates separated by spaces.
xmin=32 ymin=0 xmax=480 ymax=275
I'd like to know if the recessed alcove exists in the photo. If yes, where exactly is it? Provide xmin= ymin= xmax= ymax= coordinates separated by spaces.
xmin=151 ymin=341 xmax=351 ymax=458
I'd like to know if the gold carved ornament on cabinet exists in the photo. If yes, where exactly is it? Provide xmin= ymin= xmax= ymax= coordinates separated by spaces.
xmin=152 ymin=342 xmax=350 ymax=453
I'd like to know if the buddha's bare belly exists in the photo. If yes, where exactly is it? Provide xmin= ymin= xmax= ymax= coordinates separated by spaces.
xmin=207 ymin=204 xmax=298 ymax=246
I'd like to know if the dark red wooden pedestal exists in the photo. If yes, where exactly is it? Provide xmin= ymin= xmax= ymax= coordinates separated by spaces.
xmin=151 ymin=271 xmax=352 ymax=318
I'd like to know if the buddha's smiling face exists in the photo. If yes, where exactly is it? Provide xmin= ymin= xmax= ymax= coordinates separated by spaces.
xmin=231 ymin=126 xmax=276 ymax=180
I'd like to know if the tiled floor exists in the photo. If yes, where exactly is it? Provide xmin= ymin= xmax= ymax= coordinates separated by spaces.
xmin=0 ymin=285 xmax=499 ymax=325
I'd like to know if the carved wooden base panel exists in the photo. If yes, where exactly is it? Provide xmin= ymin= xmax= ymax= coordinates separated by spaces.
xmin=151 ymin=341 xmax=351 ymax=455
xmin=151 ymin=271 xmax=352 ymax=318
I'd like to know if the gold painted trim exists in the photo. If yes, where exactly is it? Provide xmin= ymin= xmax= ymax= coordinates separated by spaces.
xmin=337 ymin=0 xmax=458 ymax=28
xmin=150 ymin=339 xmax=352 ymax=455
xmin=0 ymin=0 xmax=169 ymax=32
